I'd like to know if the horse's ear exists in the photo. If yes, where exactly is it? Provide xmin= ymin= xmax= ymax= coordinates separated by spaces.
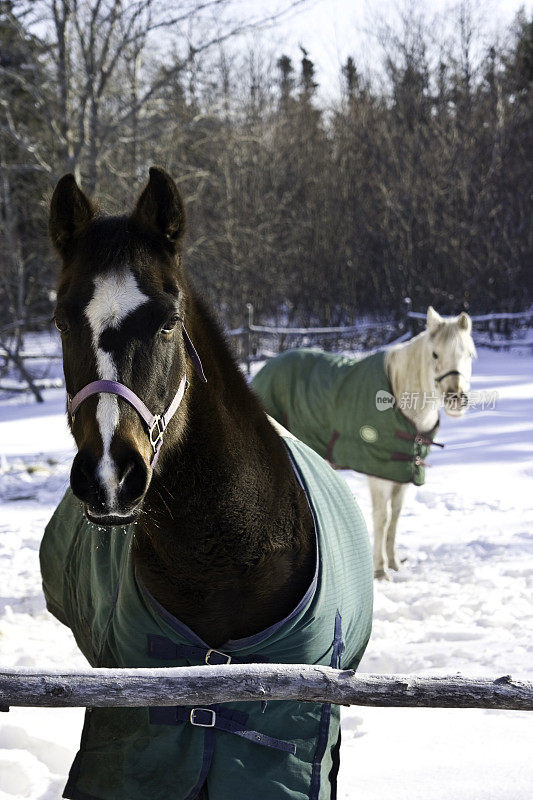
xmin=132 ymin=167 xmax=185 ymax=251
xmin=457 ymin=312 xmax=472 ymax=333
xmin=49 ymin=174 xmax=95 ymax=256
xmin=426 ymin=306 xmax=442 ymax=333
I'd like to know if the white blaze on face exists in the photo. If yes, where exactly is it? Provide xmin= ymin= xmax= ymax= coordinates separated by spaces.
xmin=85 ymin=270 xmax=149 ymax=506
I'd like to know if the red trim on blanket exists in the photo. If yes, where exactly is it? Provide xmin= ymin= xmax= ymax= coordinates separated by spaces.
xmin=326 ymin=430 xmax=340 ymax=463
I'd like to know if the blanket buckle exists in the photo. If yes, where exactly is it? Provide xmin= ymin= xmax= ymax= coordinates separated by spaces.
xmin=205 ymin=648 xmax=232 ymax=665
xmin=190 ymin=708 xmax=216 ymax=727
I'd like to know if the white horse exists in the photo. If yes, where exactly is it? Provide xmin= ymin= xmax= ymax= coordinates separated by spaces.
xmin=371 ymin=306 xmax=476 ymax=580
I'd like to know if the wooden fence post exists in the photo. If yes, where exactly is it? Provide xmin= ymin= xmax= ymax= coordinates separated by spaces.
xmin=403 ymin=297 xmax=413 ymax=335
xmin=245 ymin=303 xmax=254 ymax=376
xmin=0 ymin=339 xmax=44 ymax=403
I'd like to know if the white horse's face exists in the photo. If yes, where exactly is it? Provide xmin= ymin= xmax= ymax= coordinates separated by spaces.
xmin=426 ymin=307 xmax=476 ymax=418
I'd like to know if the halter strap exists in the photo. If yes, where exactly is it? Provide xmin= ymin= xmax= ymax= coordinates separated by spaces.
xmin=68 ymin=380 xmax=156 ymax=426
xmin=67 ymin=375 xmax=188 ymax=467
xmin=66 ymin=326 xmax=205 ymax=467
xmin=182 ymin=326 xmax=207 ymax=383
xmin=435 ymin=369 xmax=464 ymax=384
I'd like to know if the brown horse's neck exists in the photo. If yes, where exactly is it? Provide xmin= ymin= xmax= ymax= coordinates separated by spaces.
xmin=133 ymin=296 xmax=315 ymax=647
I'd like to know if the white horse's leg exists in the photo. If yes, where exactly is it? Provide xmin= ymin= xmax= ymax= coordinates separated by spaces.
xmin=386 ymin=482 xmax=408 ymax=571
xmin=368 ymin=477 xmax=392 ymax=580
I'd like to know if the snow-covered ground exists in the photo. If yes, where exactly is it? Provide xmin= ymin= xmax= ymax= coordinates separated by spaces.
xmin=0 ymin=346 xmax=532 ymax=799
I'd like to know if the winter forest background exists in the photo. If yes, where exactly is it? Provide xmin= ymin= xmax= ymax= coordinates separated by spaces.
xmin=1 ymin=0 xmax=532 ymax=336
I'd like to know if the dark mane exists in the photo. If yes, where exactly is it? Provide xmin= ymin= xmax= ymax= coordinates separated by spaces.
xmin=188 ymin=291 xmax=274 ymax=427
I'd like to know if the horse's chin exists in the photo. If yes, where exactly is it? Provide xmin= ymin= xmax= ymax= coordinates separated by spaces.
xmin=443 ymin=404 xmax=467 ymax=419
xmin=84 ymin=506 xmax=141 ymax=528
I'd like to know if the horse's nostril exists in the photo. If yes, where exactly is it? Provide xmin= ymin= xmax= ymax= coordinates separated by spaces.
xmin=116 ymin=455 xmax=149 ymax=507
xmin=70 ymin=451 xmax=102 ymax=506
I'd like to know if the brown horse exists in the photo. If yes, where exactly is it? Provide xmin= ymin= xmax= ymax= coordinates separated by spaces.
xmin=43 ymin=168 xmax=373 ymax=799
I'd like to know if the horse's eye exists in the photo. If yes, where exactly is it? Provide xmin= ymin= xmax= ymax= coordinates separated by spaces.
xmin=432 ymin=351 xmax=438 ymax=360
xmin=160 ymin=316 xmax=179 ymax=335
xmin=54 ymin=316 xmax=69 ymax=334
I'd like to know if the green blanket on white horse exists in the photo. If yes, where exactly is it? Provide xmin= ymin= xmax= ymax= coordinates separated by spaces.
xmin=252 ymin=349 xmax=439 ymax=486
xmin=40 ymin=434 xmax=373 ymax=800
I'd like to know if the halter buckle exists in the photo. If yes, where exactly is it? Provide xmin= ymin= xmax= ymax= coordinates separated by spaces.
xmin=149 ymin=415 xmax=165 ymax=451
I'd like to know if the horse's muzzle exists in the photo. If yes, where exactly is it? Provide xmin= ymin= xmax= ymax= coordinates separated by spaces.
xmin=70 ymin=448 xmax=149 ymax=527
xmin=444 ymin=391 xmax=468 ymax=416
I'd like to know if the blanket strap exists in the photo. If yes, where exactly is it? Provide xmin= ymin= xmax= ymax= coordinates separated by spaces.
xmin=147 ymin=634 xmax=268 ymax=665
xmin=394 ymin=430 xmax=444 ymax=448
xmin=309 ymin=611 xmax=344 ymax=800
xmin=391 ymin=451 xmax=429 ymax=468
xmin=149 ymin=705 xmax=296 ymax=755
xmin=325 ymin=430 xmax=340 ymax=462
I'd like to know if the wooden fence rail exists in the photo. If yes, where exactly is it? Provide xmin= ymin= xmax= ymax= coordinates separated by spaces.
xmin=234 ymin=305 xmax=533 ymax=373
xmin=406 ymin=310 xmax=533 ymax=323
xmin=2 ymin=304 xmax=532 ymax=391
xmin=1 ymin=666 xmax=532 ymax=712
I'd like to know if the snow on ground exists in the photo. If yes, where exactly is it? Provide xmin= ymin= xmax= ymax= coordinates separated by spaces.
xmin=336 ymin=348 xmax=533 ymax=798
xmin=0 ymin=347 xmax=532 ymax=799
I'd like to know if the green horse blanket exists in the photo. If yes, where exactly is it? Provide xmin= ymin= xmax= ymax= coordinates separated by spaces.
xmin=252 ymin=349 xmax=439 ymax=486
xmin=40 ymin=434 xmax=373 ymax=800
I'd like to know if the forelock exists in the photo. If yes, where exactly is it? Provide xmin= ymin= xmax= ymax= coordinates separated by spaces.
xmin=432 ymin=318 xmax=475 ymax=355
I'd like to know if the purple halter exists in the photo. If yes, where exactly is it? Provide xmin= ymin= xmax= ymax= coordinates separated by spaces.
xmin=66 ymin=327 xmax=206 ymax=467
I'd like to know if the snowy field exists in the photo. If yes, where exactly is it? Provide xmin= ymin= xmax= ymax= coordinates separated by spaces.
xmin=0 ymin=346 xmax=532 ymax=799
